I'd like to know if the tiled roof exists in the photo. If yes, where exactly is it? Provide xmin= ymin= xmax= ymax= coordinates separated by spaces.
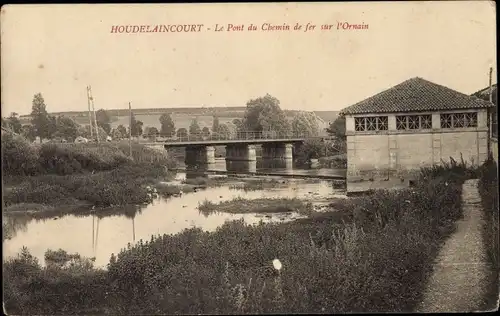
xmin=471 ymin=83 xmax=497 ymax=98
xmin=340 ymin=77 xmax=494 ymax=115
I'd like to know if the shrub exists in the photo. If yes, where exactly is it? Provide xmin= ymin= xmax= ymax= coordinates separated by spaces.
xmin=1 ymin=134 xmax=41 ymax=176
xmin=3 ymin=162 xmax=473 ymax=314
xmin=477 ymin=155 xmax=499 ymax=308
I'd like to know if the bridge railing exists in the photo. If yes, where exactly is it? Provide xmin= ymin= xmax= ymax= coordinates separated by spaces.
xmin=154 ymin=131 xmax=309 ymax=143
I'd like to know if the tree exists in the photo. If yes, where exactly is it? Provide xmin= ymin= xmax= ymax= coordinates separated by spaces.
xmin=159 ymin=113 xmax=176 ymax=137
xmin=295 ymin=138 xmax=327 ymax=164
xmin=326 ymin=115 xmax=346 ymax=154
xmin=242 ymin=94 xmax=291 ymax=136
xmin=326 ymin=115 xmax=346 ymax=140
xmin=21 ymin=124 xmax=36 ymax=142
xmin=53 ymin=115 xmax=79 ymax=141
xmin=176 ymin=128 xmax=188 ymax=138
xmin=147 ymin=126 xmax=159 ymax=136
xmin=116 ymin=125 xmax=127 ymax=138
xmin=202 ymin=126 xmax=211 ymax=138
xmin=30 ymin=93 xmax=55 ymax=139
xmin=95 ymin=109 xmax=111 ymax=134
xmin=5 ymin=112 xmax=22 ymax=134
xmin=212 ymin=115 xmax=220 ymax=133
xmin=130 ymin=113 xmax=143 ymax=137
xmin=217 ymin=124 xmax=231 ymax=140
xmin=232 ymin=118 xmax=243 ymax=132
xmin=291 ymin=111 xmax=320 ymax=137
xmin=189 ymin=118 xmax=202 ymax=140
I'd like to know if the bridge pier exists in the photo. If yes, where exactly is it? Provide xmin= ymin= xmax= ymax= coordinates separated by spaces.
xmin=261 ymin=143 xmax=293 ymax=169
xmin=225 ymin=144 xmax=257 ymax=173
xmin=185 ymin=145 xmax=216 ymax=171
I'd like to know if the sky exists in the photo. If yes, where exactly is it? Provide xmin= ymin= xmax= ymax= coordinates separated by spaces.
xmin=0 ymin=1 xmax=497 ymax=116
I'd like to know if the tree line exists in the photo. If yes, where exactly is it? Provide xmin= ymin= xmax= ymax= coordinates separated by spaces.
xmin=2 ymin=93 xmax=346 ymax=152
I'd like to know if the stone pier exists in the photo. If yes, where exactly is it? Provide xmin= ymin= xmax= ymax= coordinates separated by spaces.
xmin=185 ymin=145 xmax=216 ymax=171
xmin=261 ymin=143 xmax=293 ymax=169
xmin=225 ymin=144 xmax=257 ymax=173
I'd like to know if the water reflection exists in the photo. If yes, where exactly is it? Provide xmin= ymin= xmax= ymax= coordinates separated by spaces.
xmin=183 ymin=158 xmax=346 ymax=179
xmin=3 ymin=178 xmax=346 ymax=268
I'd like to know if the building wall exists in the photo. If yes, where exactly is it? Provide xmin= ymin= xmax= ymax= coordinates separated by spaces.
xmin=346 ymin=109 xmax=489 ymax=180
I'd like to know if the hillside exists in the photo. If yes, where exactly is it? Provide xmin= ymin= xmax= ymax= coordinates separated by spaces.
xmin=17 ymin=106 xmax=334 ymax=134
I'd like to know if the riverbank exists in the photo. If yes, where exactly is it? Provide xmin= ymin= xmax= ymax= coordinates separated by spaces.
xmin=3 ymin=162 xmax=479 ymax=314
xmin=2 ymin=134 xmax=178 ymax=212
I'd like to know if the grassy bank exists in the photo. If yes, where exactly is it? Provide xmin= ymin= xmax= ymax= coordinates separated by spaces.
xmin=2 ymin=134 xmax=177 ymax=210
xmin=477 ymin=156 xmax=499 ymax=309
xmin=198 ymin=197 xmax=313 ymax=216
xmin=3 ymin=161 xmax=476 ymax=314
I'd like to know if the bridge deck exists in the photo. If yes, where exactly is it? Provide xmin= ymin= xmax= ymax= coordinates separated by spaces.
xmin=148 ymin=138 xmax=306 ymax=147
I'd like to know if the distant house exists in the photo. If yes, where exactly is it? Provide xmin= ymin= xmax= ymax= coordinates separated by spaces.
xmin=471 ymin=83 xmax=498 ymax=164
xmin=339 ymin=77 xmax=494 ymax=181
xmin=74 ymin=136 xmax=89 ymax=143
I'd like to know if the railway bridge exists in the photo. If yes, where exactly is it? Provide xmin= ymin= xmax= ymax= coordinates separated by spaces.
xmin=144 ymin=131 xmax=318 ymax=172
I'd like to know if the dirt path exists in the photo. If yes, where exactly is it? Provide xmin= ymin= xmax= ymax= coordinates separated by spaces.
xmin=417 ymin=179 xmax=492 ymax=312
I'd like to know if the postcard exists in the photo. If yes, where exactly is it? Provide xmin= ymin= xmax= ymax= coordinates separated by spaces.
xmin=1 ymin=2 xmax=498 ymax=314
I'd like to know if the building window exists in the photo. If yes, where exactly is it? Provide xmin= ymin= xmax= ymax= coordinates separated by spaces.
xmin=440 ymin=112 xmax=477 ymax=128
xmin=354 ymin=116 xmax=388 ymax=131
xmin=396 ymin=114 xmax=433 ymax=130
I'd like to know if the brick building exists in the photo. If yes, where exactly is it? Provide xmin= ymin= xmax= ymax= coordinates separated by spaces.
xmin=340 ymin=77 xmax=494 ymax=181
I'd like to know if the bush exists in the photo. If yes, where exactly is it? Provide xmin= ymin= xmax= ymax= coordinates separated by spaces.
xmin=1 ymin=134 xmax=41 ymax=176
xmin=477 ymin=155 xmax=499 ymax=308
xmin=3 ymin=162 xmax=473 ymax=314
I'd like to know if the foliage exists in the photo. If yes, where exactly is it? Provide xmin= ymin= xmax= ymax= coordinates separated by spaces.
xmin=177 ymin=127 xmax=188 ymax=138
xmin=21 ymin=124 xmax=37 ymax=142
xmin=291 ymin=111 xmax=320 ymax=137
xmin=111 ymin=124 xmax=128 ymax=140
xmin=242 ymin=94 xmax=291 ymax=135
xmin=160 ymin=113 xmax=176 ymax=137
xmin=232 ymin=118 xmax=243 ymax=131
xmin=96 ymin=109 xmax=112 ymax=134
xmin=3 ymin=160 xmax=476 ymax=314
xmin=202 ymin=126 xmax=211 ymax=137
xmin=198 ymin=197 xmax=313 ymax=216
xmin=130 ymin=113 xmax=144 ymax=137
xmin=1 ymin=133 xmax=41 ymax=176
xmin=294 ymin=138 xmax=328 ymax=164
xmin=216 ymin=123 xmax=231 ymax=139
xmin=318 ymin=154 xmax=347 ymax=169
xmin=189 ymin=118 xmax=202 ymax=139
xmin=212 ymin=115 xmax=220 ymax=133
xmin=326 ymin=115 xmax=346 ymax=140
xmin=145 ymin=126 xmax=159 ymax=137
xmin=53 ymin=115 xmax=79 ymax=141
xmin=30 ymin=93 xmax=56 ymax=140
xmin=5 ymin=112 xmax=23 ymax=134
xmin=477 ymin=154 xmax=499 ymax=308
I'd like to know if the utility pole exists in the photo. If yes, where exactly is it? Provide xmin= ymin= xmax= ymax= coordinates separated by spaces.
xmin=489 ymin=67 xmax=494 ymax=139
xmin=129 ymin=102 xmax=133 ymax=159
xmin=86 ymin=86 xmax=93 ymax=138
xmin=88 ymin=85 xmax=100 ymax=143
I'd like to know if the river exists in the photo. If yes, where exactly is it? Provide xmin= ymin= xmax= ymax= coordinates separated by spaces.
xmin=3 ymin=163 xmax=347 ymax=268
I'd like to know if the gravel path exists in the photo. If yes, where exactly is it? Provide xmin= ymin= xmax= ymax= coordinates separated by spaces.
xmin=417 ymin=179 xmax=491 ymax=312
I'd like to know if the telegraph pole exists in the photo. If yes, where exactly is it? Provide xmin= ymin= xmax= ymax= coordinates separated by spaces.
xmin=88 ymin=85 xmax=100 ymax=143
xmin=129 ymin=102 xmax=133 ymax=159
xmin=86 ymin=86 xmax=93 ymax=138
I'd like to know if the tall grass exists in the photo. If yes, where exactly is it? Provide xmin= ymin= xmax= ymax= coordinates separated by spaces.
xmin=477 ymin=155 xmax=499 ymax=308
xmin=2 ymin=135 xmax=178 ymax=208
xmin=3 ymin=161 xmax=473 ymax=314
xmin=2 ymin=134 xmax=177 ymax=177
xmin=198 ymin=197 xmax=313 ymax=216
